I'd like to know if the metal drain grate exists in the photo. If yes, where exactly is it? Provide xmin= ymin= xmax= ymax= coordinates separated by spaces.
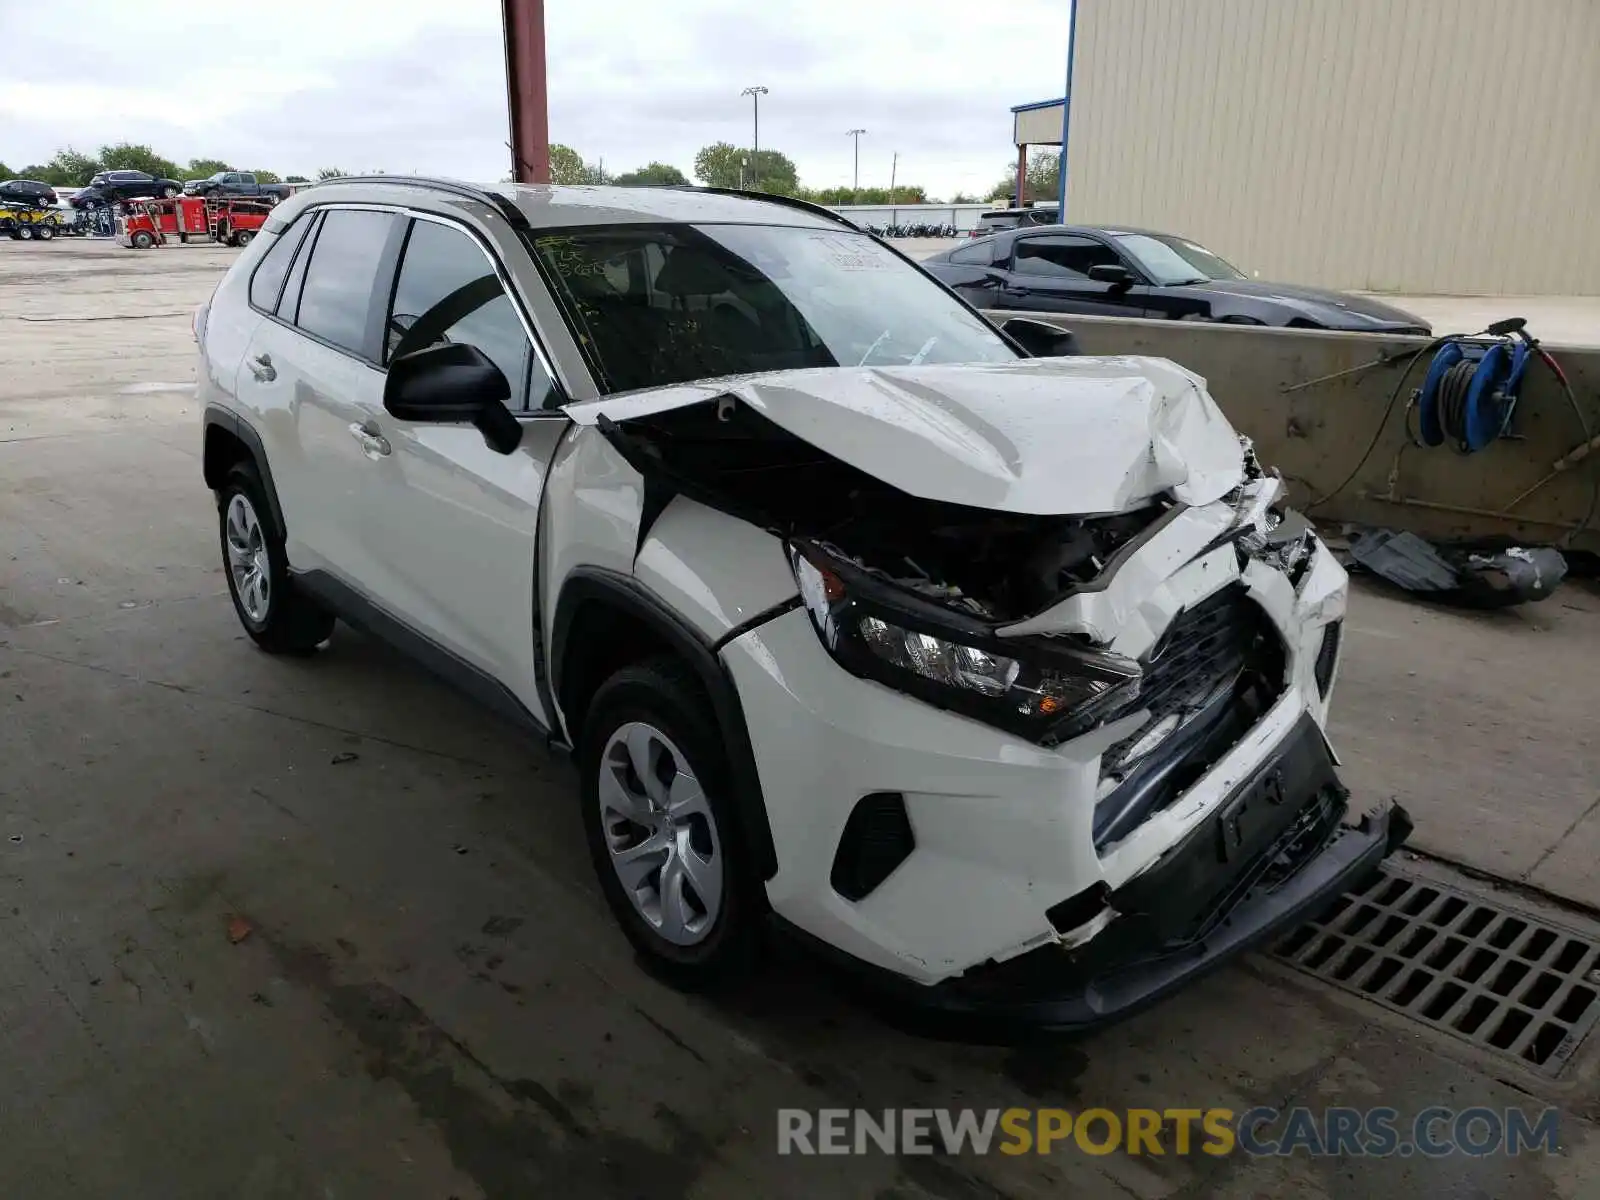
xmin=1275 ymin=866 xmax=1600 ymax=1075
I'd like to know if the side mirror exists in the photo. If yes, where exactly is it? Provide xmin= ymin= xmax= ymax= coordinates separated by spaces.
xmin=1001 ymin=317 xmax=1080 ymax=358
xmin=384 ymin=342 xmax=523 ymax=455
xmin=1087 ymin=263 xmax=1134 ymax=287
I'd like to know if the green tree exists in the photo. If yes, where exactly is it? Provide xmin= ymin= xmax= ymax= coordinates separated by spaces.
xmin=693 ymin=142 xmax=798 ymax=194
xmin=39 ymin=148 xmax=102 ymax=186
xmin=800 ymin=184 xmax=927 ymax=206
xmin=612 ymin=161 xmax=689 ymax=187
xmin=284 ymin=175 xmax=310 ymax=184
xmin=950 ymin=191 xmax=977 ymax=204
xmin=315 ymin=167 xmax=348 ymax=180
xmin=693 ymin=142 xmax=744 ymax=188
xmin=251 ymin=169 xmax=282 ymax=184
xmin=0 ymin=162 xmax=12 ymax=181
xmin=988 ymin=150 xmax=1058 ymax=204
xmin=98 ymin=142 xmax=182 ymax=180
xmin=547 ymin=143 xmax=606 ymax=185
xmin=186 ymin=158 xmax=233 ymax=178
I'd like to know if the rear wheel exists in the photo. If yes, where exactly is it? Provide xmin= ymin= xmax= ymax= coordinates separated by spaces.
xmin=218 ymin=462 xmax=334 ymax=655
xmin=16 ymin=226 xmax=31 ymax=241
xmin=579 ymin=657 xmax=762 ymax=987
xmin=235 ymin=229 xmax=254 ymax=247
xmin=35 ymin=221 xmax=54 ymax=241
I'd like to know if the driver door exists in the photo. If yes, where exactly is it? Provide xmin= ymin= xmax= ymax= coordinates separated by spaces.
xmin=353 ymin=215 xmax=568 ymax=721
xmin=997 ymin=234 xmax=1154 ymax=317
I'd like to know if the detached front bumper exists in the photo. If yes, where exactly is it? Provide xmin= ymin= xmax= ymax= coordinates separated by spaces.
xmin=781 ymin=718 xmax=1411 ymax=1032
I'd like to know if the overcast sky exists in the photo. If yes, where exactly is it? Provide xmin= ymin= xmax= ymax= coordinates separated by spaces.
xmin=0 ymin=0 xmax=1070 ymax=198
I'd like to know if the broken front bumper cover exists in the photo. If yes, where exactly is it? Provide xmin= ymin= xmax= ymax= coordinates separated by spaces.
xmin=781 ymin=717 xmax=1412 ymax=1033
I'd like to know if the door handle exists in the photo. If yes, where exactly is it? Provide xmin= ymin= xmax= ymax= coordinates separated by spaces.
xmin=248 ymin=352 xmax=275 ymax=382
xmin=347 ymin=421 xmax=391 ymax=459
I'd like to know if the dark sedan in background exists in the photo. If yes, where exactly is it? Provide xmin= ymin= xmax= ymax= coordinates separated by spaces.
xmin=923 ymin=224 xmax=1431 ymax=334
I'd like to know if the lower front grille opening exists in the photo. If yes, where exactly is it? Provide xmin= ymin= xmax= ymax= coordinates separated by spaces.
xmin=830 ymin=793 xmax=914 ymax=902
xmin=1093 ymin=586 xmax=1286 ymax=848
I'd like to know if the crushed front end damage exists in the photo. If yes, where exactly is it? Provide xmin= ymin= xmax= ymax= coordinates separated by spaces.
xmin=565 ymin=359 xmax=1410 ymax=1026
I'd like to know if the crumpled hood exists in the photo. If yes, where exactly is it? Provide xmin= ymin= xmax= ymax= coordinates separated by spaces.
xmin=563 ymin=356 xmax=1246 ymax=515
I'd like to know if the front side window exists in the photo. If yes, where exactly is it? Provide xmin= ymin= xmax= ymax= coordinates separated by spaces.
xmin=530 ymin=223 xmax=1017 ymax=394
xmin=1112 ymin=233 xmax=1245 ymax=285
xmin=386 ymin=218 xmax=545 ymax=411
xmin=1012 ymin=235 xmax=1123 ymax=279
xmin=296 ymin=208 xmax=397 ymax=356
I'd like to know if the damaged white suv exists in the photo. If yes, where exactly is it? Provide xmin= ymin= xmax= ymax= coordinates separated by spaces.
xmin=197 ymin=179 xmax=1408 ymax=1027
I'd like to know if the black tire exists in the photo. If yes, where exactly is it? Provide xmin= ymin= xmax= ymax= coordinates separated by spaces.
xmin=217 ymin=461 xmax=334 ymax=655
xmin=35 ymin=221 xmax=54 ymax=241
xmin=579 ymin=656 xmax=763 ymax=987
xmin=235 ymin=229 xmax=254 ymax=247
xmin=131 ymin=230 xmax=154 ymax=249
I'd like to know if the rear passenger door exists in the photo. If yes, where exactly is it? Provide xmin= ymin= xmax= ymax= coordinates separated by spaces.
xmin=236 ymin=205 xmax=403 ymax=584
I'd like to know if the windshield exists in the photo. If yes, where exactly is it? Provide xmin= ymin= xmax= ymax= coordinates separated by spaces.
xmin=1110 ymin=233 xmax=1245 ymax=285
xmin=529 ymin=223 xmax=1017 ymax=393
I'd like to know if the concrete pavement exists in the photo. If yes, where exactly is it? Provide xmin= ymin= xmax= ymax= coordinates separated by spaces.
xmin=1 ymin=237 xmax=1597 ymax=1199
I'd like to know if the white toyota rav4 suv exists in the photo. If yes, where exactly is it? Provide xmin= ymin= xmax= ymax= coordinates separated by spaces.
xmin=197 ymin=178 xmax=1408 ymax=1028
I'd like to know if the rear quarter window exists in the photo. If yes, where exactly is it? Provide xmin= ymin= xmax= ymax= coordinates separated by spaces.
xmin=248 ymin=214 xmax=314 ymax=312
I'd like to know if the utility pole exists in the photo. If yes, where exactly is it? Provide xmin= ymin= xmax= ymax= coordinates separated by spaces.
xmin=741 ymin=86 xmax=768 ymax=191
xmin=846 ymin=129 xmax=867 ymax=201
xmin=889 ymin=151 xmax=898 ymax=223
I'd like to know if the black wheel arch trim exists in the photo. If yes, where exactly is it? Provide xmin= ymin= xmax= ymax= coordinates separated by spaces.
xmin=551 ymin=567 xmax=780 ymax=881
xmin=203 ymin=405 xmax=287 ymax=541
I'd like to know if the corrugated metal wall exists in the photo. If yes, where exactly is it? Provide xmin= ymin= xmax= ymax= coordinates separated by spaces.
xmin=1065 ymin=0 xmax=1600 ymax=296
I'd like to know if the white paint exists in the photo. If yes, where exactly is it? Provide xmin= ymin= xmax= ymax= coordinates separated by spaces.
xmin=566 ymin=355 xmax=1245 ymax=516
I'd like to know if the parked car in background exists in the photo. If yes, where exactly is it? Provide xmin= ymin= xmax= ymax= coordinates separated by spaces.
xmin=193 ymin=178 xmax=1405 ymax=1027
xmin=184 ymin=171 xmax=292 ymax=202
xmin=0 ymin=179 xmax=59 ymax=208
xmin=968 ymin=205 xmax=1058 ymax=237
xmin=925 ymin=224 xmax=1432 ymax=334
xmin=70 ymin=171 xmax=183 ymax=206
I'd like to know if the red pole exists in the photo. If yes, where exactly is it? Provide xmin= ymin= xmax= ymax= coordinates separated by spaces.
xmin=1015 ymin=143 xmax=1027 ymax=205
xmin=502 ymin=0 xmax=550 ymax=183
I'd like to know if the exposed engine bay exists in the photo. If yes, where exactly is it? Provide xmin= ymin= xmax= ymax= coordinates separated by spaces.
xmin=599 ymin=396 xmax=1309 ymax=625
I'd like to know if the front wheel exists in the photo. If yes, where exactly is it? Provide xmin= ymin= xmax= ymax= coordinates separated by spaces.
xmin=130 ymin=230 xmax=154 ymax=249
xmin=579 ymin=657 xmax=762 ymax=987
xmin=218 ymin=462 xmax=335 ymax=654
xmin=163 ymin=187 xmax=179 ymax=198
xmin=235 ymin=229 xmax=254 ymax=247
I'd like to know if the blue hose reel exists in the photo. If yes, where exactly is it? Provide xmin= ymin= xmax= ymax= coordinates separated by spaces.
xmin=1416 ymin=336 xmax=1533 ymax=452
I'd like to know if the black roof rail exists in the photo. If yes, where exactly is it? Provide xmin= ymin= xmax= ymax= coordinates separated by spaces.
xmin=307 ymin=174 xmax=530 ymax=231
xmin=661 ymin=185 xmax=859 ymax=230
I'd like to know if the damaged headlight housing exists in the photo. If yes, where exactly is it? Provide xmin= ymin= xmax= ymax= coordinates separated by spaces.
xmin=790 ymin=542 xmax=1142 ymax=745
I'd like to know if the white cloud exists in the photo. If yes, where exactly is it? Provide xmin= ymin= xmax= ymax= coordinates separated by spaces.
xmin=0 ymin=0 xmax=1072 ymax=197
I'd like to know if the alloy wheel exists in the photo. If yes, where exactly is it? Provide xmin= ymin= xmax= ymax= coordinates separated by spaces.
xmin=598 ymin=721 xmax=723 ymax=946
xmin=225 ymin=493 xmax=271 ymax=623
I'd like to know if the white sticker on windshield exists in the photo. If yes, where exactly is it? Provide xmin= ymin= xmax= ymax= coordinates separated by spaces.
xmin=811 ymin=233 xmax=889 ymax=271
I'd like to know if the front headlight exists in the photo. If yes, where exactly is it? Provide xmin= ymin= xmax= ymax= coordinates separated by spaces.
xmin=790 ymin=542 xmax=1141 ymax=745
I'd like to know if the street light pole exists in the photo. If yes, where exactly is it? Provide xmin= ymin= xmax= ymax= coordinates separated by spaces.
xmin=741 ymin=86 xmax=768 ymax=191
xmin=846 ymin=128 xmax=867 ymax=201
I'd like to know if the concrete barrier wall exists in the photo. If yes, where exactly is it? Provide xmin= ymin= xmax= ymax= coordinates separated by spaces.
xmin=984 ymin=313 xmax=1600 ymax=555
